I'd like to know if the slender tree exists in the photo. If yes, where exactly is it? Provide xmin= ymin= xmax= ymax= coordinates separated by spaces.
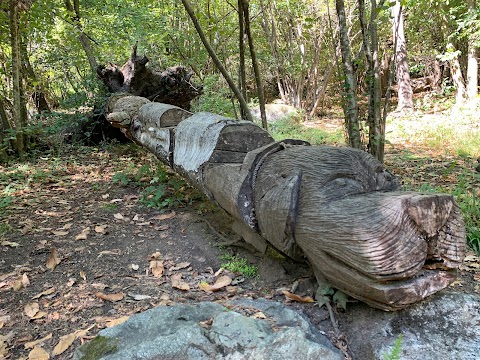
xmin=65 ymin=0 xmax=98 ymax=75
xmin=335 ymin=0 xmax=361 ymax=149
xmin=358 ymin=0 xmax=383 ymax=160
xmin=9 ymin=0 xmax=28 ymax=156
xmin=392 ymin=0 xmax=413 ymax=111
xmin=466 ymin=0 xmax=478 ymax=102
xmin=241 ymin=0 xmax=267 ymax=130
xmin=238 ymin=0 xmax=247 ymax=119
xmin=181 ymin=0 xmax=253 ymax=122
xmin=446 ymin=43 xmax=467 ymax=104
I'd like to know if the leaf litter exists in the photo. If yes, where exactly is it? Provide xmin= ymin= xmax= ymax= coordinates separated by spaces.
xmin=0 ymin=144 xmax=477 ymax=359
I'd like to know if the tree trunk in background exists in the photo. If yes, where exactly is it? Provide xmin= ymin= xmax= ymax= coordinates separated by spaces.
xmin=447 ymin=44 xmax=467 ymax=104
xmin=466 ymin=0 xmax=478 ymax=102
xmin=242 ymin=0 xmax=268 ymax=130
xmin=9 ymin=0 xmax=27 ymax=156
xmin=359 ymin=0 xmax=383 ymax=162
xmin=0 ymin=97 xmax=11 ymax=160
xmin=181 ymin=0 xmax=254 ymax=122
xmin=65 ymin=0 xmax=98 ymax=75
xmin=21 ymin=40 xmax=50 ymax=113
xmin=335 ymin=0 xmax=361 ymax=149
xmin=238 ymin=0 xmax=247 ymax=119
xmin=392 ymin=1 xmax=413 ymax=111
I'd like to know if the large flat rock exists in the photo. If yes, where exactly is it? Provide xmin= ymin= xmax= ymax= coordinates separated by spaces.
xmin=74 ymin=299 xmax=342 ymax=360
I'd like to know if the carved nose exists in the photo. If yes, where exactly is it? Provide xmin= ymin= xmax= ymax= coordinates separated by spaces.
xmin=407 ymin=194 xmax=454 ymax=237
xmin=407 ymin=193 xmax=465 ymax=267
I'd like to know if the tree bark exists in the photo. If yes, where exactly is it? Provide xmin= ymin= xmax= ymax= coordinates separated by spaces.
xmin=358 ymin=0 xmax=383 ymax=162
xmin=9 ymin=0 xmax=27 ymax=156
xmin=238 ymin=0 xmax=247 ymax=119
xmin=241 ymin=0 xmax=268 ymax=130
xmin=335 ymin=0 xmax=361 ymax=149
xmin=447 ymin=44 xmax=467 ymax=104
xmin=181 ymin=0 xmax=254 ymax=122
xmin=392 ymin=1 xmax=413 ymax=111
xmin=20 ymin=39 xmax=50 ymax=113
xmin=467 ymin=0 xmax=478 ymax=102
xmin=104 ymin=94 xmax=466 ymax=311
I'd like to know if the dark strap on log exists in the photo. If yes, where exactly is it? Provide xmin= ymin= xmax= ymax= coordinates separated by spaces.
xmin=237 ymin=139 xmax=310 ymax=230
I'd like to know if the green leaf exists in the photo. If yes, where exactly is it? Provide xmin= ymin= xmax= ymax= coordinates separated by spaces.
xmin=316 ymin=295 xmax=330 ymax=309
xmin=333 ymin=290 xmax=348 ymax=310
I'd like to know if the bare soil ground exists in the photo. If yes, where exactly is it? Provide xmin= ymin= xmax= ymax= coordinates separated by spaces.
xmin=1 ymin=115 xmax=479 ymax=359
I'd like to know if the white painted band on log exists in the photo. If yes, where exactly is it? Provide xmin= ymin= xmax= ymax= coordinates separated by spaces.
xmin=174 ymin=112 xmax=243 ymax=171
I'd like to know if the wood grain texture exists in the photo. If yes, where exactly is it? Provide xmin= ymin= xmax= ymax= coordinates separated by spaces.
xmin=103 ymin=95 xmax=467 ymax=310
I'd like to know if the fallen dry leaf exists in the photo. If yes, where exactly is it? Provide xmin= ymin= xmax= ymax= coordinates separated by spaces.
xmin=91 ymin=283 xmax=108 ymax=290
xmin=61 ymin=223 xmax=73 ymax=230
xmin=31 ymin=311 xmax=48 ymax=320
xmin=75 ymin=227 xmax=90 ymax=241
xmin=98 ymin=249 xmax=121 ymax=256
xmin=52 ymin=332 xmax=76 ymax=356
xmin=1 ymin=240 xmax=21 ymax=247
xmin=51 ymin=230 xmax=69 ymax=236
xmin=113 ymin=213 xmax=125 ymax=220
xmin=74 ymin=324 xmax=95 ymax=338
xmin=24 ymin=333 xmax=53 ymax=349
xmin=94 ymin=225 xmax=107 ymax=234
xmin=199 ymin=275 xmax=232 ymax=293
xmin=171 ymin=273 xmax=190 ymax=291
xmin=150 ymin=211 xmax=176 ymax=221
xmin=148 ymin=251 xmax=162 ymax=260
xmin=0 ymin=315 xmax=10 ymax=328
xmin=28 ymin=346 xmax=50 ymax=360
xmin=106 ymin=316 xmax=130 ymax=328
xmin=0 ymin=331 xmax=12 ymax=358
xmin=128 ymin=293 xmax=151 ymax=301
xmin=170 ymin=262 xmax=191 ymax=271
xmin=282 ymin=290 xmax=314 ymax=303
xmin=24 ymin=303 xmax=40 ymax=318
xmin=80 ymin=271 xmax=86 ymax=281
xmin=46 ymin=248 xmax=61 ymax=271
xmin=95 ymin=292 xmax=124 ymax=302
xmin=149 ymin=260 xmax=164 ymax=277
xmin=13 ymin=277 xmax=23 ymax=291
xmin=154 ymin=224 xmax=169 ymax=231
xmin=32 ymin=287 xmax=56 ymax=300
xmin=0 ymin=272 xmax=16 ymax=281
xmin=22 ymin=273 xmax=30 ymax=287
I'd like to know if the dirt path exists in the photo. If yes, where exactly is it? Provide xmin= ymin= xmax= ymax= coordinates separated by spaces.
xmin=1 ymin=142 xmax=479 ymax=359
xmin=0 ymin=145 xmax=320 ymax=359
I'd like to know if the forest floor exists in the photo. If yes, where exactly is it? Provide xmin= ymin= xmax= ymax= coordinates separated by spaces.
xmin=1 ymin=108 xmax=480 ymax=359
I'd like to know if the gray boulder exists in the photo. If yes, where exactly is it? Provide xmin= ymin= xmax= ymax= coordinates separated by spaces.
xmin=74 ymin=299 xmax=342 ymax=360
xmin=342 ymin=292 xmax=480 ymax=360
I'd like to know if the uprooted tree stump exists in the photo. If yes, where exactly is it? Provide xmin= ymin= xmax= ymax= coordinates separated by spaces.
xmin=104 ymin=94 xmax=466 ymax=311
xmin=97 ymin=43 xmax=202 ymax=110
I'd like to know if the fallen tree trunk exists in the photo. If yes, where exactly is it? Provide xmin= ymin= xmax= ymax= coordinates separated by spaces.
xmin=105 ymin=94 xmax=466 ymax=310
xmin=97 ymin=43 xmax=202 ymax=110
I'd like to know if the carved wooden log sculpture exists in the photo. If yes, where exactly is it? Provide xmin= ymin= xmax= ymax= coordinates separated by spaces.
xmin=105 ymin=95 xmax=466 ymax=311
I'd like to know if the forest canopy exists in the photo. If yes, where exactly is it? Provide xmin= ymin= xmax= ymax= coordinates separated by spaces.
xmin=0 ymin=0 xmax=478 ymax=159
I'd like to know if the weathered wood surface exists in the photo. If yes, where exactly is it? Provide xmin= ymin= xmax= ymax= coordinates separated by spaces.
xmin=104 ymin=94 xmax=466 ymax=311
